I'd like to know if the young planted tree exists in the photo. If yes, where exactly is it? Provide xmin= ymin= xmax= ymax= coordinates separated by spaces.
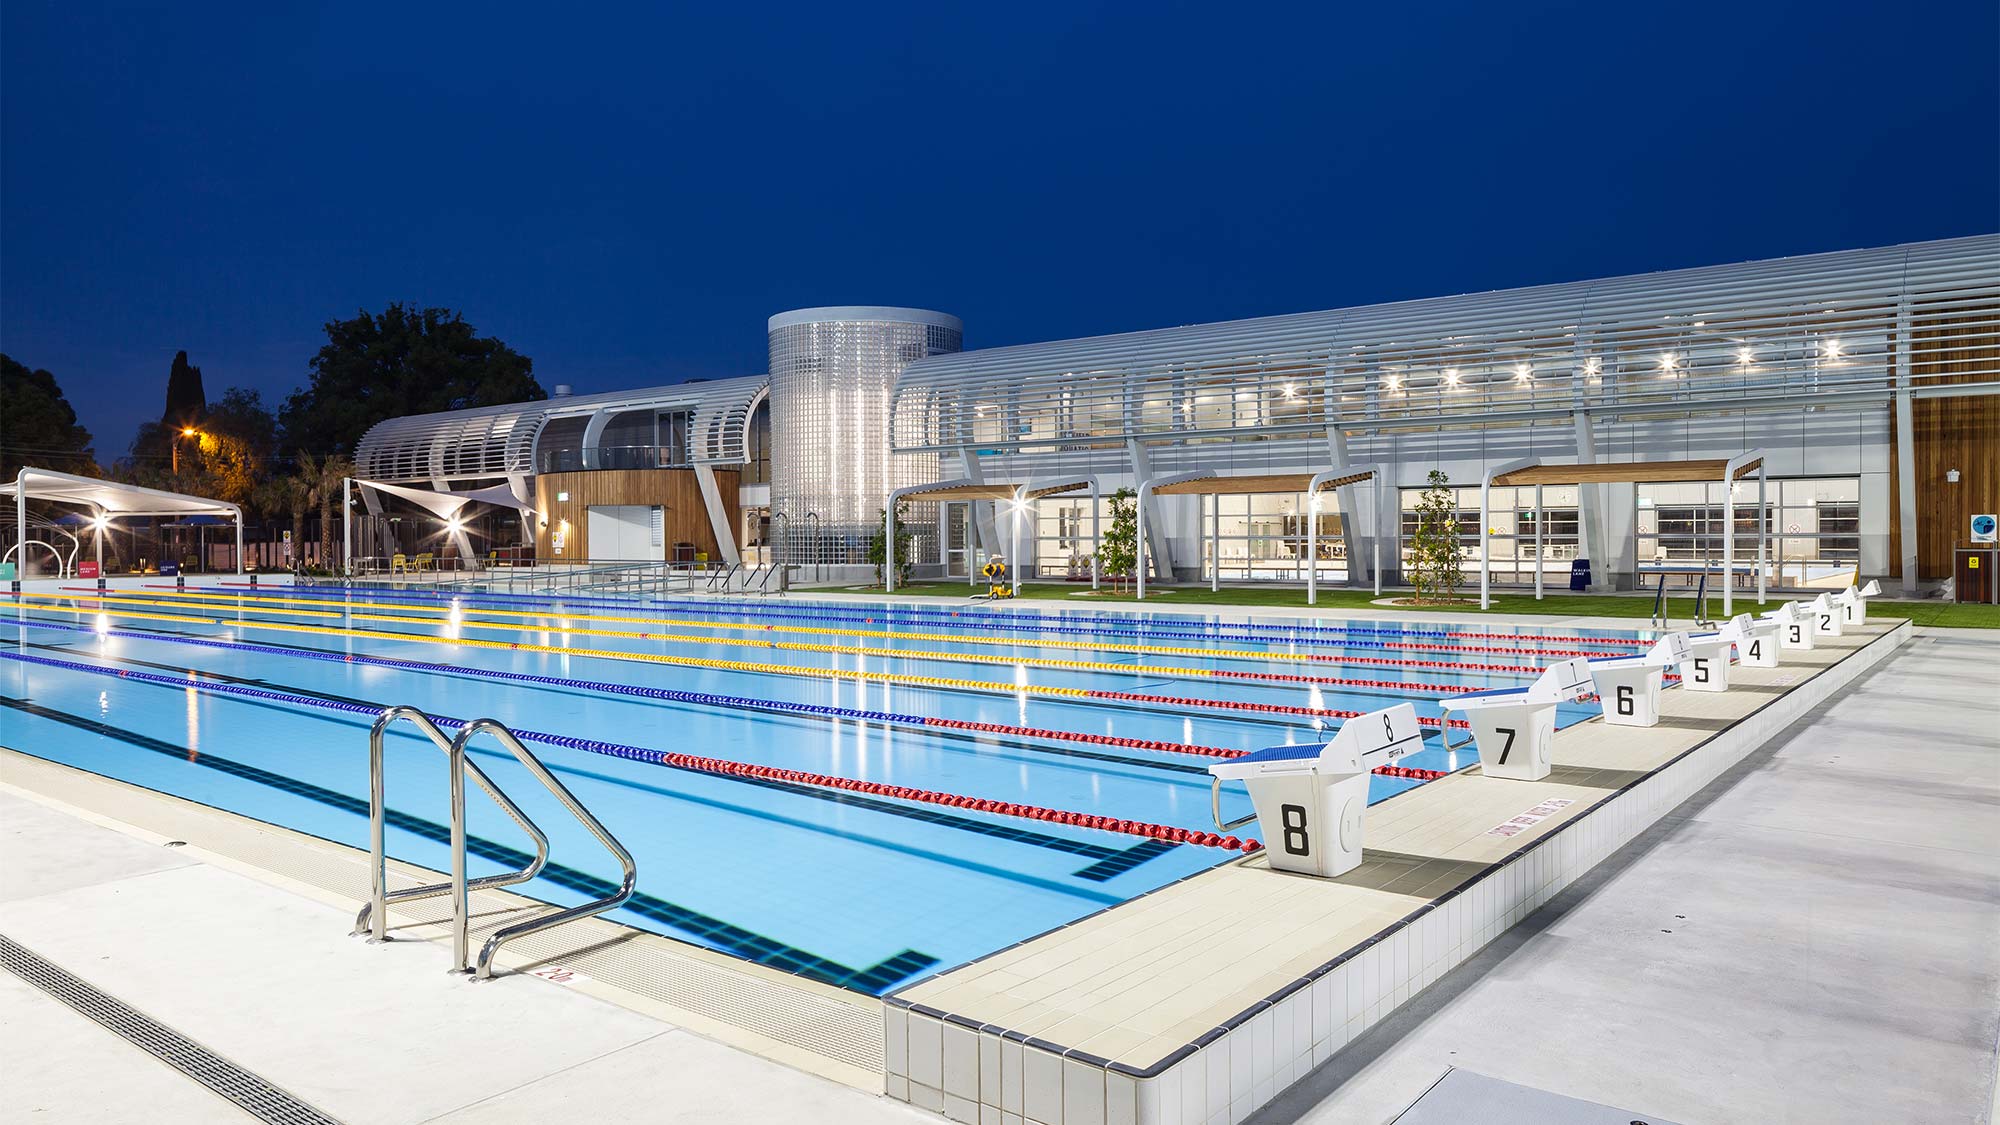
xmin=1097 ymin=488 xmax=1138 ymax=593
xmin=1408 ymin=470 xmax=1465 ymax=603
xmin=865 ymin=502 xmax=916 ymax=587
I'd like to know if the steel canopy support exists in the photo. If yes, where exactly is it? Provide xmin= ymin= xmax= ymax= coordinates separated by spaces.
xmin=1136 ymin=471 xmax=1208 ymax=601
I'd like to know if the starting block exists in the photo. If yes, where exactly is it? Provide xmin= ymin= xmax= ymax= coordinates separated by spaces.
xmin=1589 ymin=632 xmax=1692 ymax=727
xmin=1208 ymin=703 xmax=1423 ymax=878
xmin=1439 ymin=658 xmax=1594 ymax=782
xmin=1764 ymin=601 xmax=1816 ymax=652
xmin=1684 ymin=615 xmax=1771 ymax=691
xmin=1807 ymin=592 xmax=1845 ymax=638
xmin=1833 ymin=579 xmax=1881 ymax=625
xmin=1725 ymin=612 xmax=1783 ymax=669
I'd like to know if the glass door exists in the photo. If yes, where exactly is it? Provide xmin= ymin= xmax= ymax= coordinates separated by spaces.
xmin=943 ymin=502 xmax=971 ymax=578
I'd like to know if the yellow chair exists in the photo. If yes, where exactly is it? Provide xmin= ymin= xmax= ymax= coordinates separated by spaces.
xmin=414 ymin=552 xmax=434 ymax=572
xmin=391 ymin=553 xmax=408 ymax=575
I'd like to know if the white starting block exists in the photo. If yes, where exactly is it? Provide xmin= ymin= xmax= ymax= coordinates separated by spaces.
xmin=1589 ymin=632 xmax=1692 ymax=727
xmin=1834 ymin=579 xmax=1881 ymax=625
xmin=1723 ymin=612 xmax=1783 ymax=670
xmin=1807 ymin=592 xmax=1845 ymax=638
xmin=1764 ymin=601 xmax=1816 ymax=652
xmin=1207 ymin=703 xmax=1423 ymax=878
xmin=1438 ymin=658 xmax=1594 ymax=782
xmin=1684 ymin=614 xmax=1776 ymax=692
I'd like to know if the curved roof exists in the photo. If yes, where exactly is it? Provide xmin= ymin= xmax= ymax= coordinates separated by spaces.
xmin=355 ymin=374 xmax=769 ymax=484
xmin=892 ymin=235 xmax=2000 ymax=452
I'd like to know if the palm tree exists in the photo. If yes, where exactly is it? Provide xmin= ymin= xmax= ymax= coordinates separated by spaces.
xmin=309 ymin=453 xmax=355 ymax=570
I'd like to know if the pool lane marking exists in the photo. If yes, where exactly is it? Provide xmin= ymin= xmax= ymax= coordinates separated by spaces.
xmin=1 ymin=614 xmax=1448 ymax=785
xmin=14 ymin=593 xmax=1471 ymax=728
xmin=0 ymin=649 xmax=1263 ymax=853
xmin=0 ymin=694 xmax=943 ymax=992
xmin=83 ymin=587 xmax=1495 ymax=694
xmin=199 ymin=581 xmax=1644 ymax=650
xmin=120 ymin=586 xmax=1562 ymax=677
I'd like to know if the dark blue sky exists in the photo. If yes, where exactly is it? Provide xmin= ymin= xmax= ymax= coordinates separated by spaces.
xmin=5 ymin=2 xmax=1996 ymax=457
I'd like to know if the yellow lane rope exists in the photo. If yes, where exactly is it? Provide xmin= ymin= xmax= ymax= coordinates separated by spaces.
xmin=11 ymin=595 xmax=1103 ymax=702
xmin=118 ymin=584 xmax=1325 ymax=667
xmin=33 ymin=589 xmax=1270 ymax=686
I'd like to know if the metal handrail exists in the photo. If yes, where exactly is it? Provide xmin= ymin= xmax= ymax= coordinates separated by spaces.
xmin=1649 ymin=570 xmax=1670 ymax=631
xmin=453 ymin=718 xmax=637 ymax=980
xmin=356 ymin=707 xmax=550 ymax=945
xmin=355 ymin=708 xmax=636 ymax=980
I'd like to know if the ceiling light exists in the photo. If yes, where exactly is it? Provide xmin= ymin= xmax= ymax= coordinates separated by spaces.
xmin=1281 ymin=383 xmax=1298 ymax=399
xmin=1582 ymin=358 xmax=1602 ymax=377
xmin=1822 ymin=339 xmax=1842 ymax=359
xmin=1513 ymin=363 xmax=1531 ymax=382
xmin=1736 ymin=347 xmax=1754 ymax=365
xmin=1658 ymin=353 xmax=1678 ymax=372
xmin=1442 ymin=369 xmax=1461 ymax=386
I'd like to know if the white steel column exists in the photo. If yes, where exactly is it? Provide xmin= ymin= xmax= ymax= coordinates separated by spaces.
xmin=1533 ymin=483 xmax=1544 ymax=600
xmin=1721 ymin=451 xmax=1767 ymax=618
xmin=692 ymin=463 xmax=742 ymax=566
xmin=1136 ymin=471 xmax=1205 ymax=601
xmin=14 ymin=471 xmax=27 ymax=581
xmin=1210 ymin=496 xmax=1219 ymax=592
xmin=1894 ymin=296 xmax=1920 ymax=596
xmin=342 ymin=477 xmax=353 ymax=575
xmin=1757 ymin=463 xmax=1768 ymax=605
xmin=1572 ymin=411 xmax=1605 ymax=591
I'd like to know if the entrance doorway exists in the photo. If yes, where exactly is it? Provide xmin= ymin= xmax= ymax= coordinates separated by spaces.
xmin=942 ymin=502 xmax=972 ymax=578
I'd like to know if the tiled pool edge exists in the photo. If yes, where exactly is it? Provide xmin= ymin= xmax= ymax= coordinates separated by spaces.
xmin=880 ymin=620 xmax=1912 ymax=1125
xmin=0 ymin=749 xmax=886 ymax=1090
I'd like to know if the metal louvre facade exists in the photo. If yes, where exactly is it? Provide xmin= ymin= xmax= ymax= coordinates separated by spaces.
xmin=890 ymin=235 xmax=1999 ymax=453
xmin=354 ymin=374 xmax=770 ymax=485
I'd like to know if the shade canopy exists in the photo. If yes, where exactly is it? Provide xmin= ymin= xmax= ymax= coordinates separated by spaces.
xmin=893 ymin=478 xmax=1095 ymax=503
xmin=354 ymin=478 xmax=535 ymax=519
xmin=3 ymin=467 xmax=241 ymax=518
xmin=1492 ymin=458 xmax=1764 ymax=486
xmin=1149 ymin=469 xmax=1377 ymax=496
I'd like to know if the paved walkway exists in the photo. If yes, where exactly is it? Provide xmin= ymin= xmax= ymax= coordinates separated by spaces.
xmin=0 ymin=789 xmax=929 ymax=1125
xmin=1258 ymin=627 xmax=2000 ymax=1124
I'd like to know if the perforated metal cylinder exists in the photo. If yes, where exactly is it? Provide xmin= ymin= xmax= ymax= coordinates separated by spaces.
xmin=768 ymin=308 xmax=962 ymax=568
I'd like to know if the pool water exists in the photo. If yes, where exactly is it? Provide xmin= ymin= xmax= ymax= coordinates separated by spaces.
xmin=0 ymin=585 xmax=1641 ymax=995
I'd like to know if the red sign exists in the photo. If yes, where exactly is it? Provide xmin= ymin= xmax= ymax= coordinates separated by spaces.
xmin=79 ymin=561 xmax=100 ymax=579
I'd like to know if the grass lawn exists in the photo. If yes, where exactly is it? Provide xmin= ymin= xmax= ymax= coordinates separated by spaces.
xmin=852 ymin=581 xmax=2000 ymax=629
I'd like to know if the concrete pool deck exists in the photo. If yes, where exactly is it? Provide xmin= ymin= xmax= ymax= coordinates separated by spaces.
xmin=4 ymin=607 xmax=1996 ymax=1124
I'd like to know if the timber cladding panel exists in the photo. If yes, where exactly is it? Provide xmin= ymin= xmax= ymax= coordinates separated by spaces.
xmin=533 ymin=469 xmax=739 ymax=561
xmin=1890 ymin=305 xmax=2000 ymax=580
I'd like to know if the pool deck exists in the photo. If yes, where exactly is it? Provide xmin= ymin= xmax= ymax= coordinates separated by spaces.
xmin=5 ymin=598 xmax=1997 ymax=1124
xmin=880 ymin=618 xmax=1933 ymax=1125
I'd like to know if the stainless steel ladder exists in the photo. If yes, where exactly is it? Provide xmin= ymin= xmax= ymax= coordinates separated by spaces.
xmin=353 ymin=706 xmax=638 ymax=979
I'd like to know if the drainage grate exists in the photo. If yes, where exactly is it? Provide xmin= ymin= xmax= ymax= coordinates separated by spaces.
xmin=0 ymin=934 xmax=342 ymax=1125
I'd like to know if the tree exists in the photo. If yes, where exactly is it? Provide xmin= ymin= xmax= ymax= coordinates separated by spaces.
xmin=163 ymin=350 xmax=208 ymax=432
xmin=1097 ymin=488 xmax=1138 ymax=593
xmin=204 ymin=388 xmax=279 ymax=464
xmin=1408 ymin=470 xmax=1466 ymax=603
xmin=279 ymin=304 xmax=542 ymax=455
xmin=0 ymin=354 xmax=96 ymax=480
xmin=304 ymin=451 xmax=356 ymax=568
xmin=865 ymin=502 xmax=916 ymax=587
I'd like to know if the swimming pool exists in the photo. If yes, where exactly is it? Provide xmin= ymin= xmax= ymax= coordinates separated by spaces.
xmin=0 ymin=584 xmax=1643 ymax=996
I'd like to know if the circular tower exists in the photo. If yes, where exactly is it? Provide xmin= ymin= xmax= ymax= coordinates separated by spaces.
xmin=767 ymin=306 xmax=963 ymax=572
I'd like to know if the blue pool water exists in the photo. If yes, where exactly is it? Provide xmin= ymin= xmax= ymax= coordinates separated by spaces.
xmin=0 ymin=585 xmax=1641 ymax=994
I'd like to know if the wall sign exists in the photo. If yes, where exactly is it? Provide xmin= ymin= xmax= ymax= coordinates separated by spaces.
xmin=1972 ymin=514 xmax=1997 ymax=543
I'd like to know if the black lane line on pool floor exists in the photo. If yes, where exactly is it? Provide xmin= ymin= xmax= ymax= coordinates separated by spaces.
xmin=14 ymin=628 xmax=1178 ymax=880
xmin=0 ymin=695 xmax=940 ymax=994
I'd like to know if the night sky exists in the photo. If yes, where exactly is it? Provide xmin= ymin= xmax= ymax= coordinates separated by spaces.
xmin=4 ymin=2 xmax=1995 ymax=457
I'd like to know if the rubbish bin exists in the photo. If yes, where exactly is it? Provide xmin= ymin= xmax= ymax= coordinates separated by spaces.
xmin=1569 ymin=558 xmax=1591 ymax=592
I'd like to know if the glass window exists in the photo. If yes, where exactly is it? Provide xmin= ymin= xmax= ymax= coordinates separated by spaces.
xmin=1636 ymin=476 xmax=1859 ymax=591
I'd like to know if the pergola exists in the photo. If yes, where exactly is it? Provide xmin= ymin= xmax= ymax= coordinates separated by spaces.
xmin=1135 ymin=467 xmax=1385 ymax=601
xmin=4 ymin=467 xmax=244 ymax=580
xmin=344 ymin=477 xmax=537 ymax=573
xmin=1476 ymin=450 xmax=1768 ymax=613
xmin=884 ymin=476 xmax=1100 ymax=595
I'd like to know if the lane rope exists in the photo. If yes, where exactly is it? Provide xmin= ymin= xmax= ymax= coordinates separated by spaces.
xmin=0 ymin=648 xmax=1264 ymax=852
xmin=71 ymin=587 xmax=1500 ymax=697
xmin=11 ymin=593 xmax=1471 ymax=727
xmin=201 ymin=581 xmax=1644 ymax=653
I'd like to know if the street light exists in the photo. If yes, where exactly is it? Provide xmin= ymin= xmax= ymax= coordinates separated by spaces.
xmin=172 ymin=427 xmax=202 ymax=475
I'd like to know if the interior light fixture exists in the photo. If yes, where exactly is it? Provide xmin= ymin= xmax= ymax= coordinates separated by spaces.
xmin=1737 ymin=347 xmax=1755 ymax=365
xmin=1822 ymin=339 xmax=1842 ymax=359
xmin=1582 ymin=358 xmax=1602 ymax=377
xmin=1281 ymin=383 xmax=1298 ymax=399
xmin=1442 ymin=368 xmax=1461 ymax=386
xmin=1513 ymin=363 xmax=1531 ymax=382
xmin=1384 ymin=375 xmax=1402 ymax=392
xmin=1658 ymin=353 xmax=1679 ymax=372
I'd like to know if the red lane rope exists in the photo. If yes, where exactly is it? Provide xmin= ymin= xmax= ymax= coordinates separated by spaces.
xmin=1088 ymin=688 xmax=1473 ymax=729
